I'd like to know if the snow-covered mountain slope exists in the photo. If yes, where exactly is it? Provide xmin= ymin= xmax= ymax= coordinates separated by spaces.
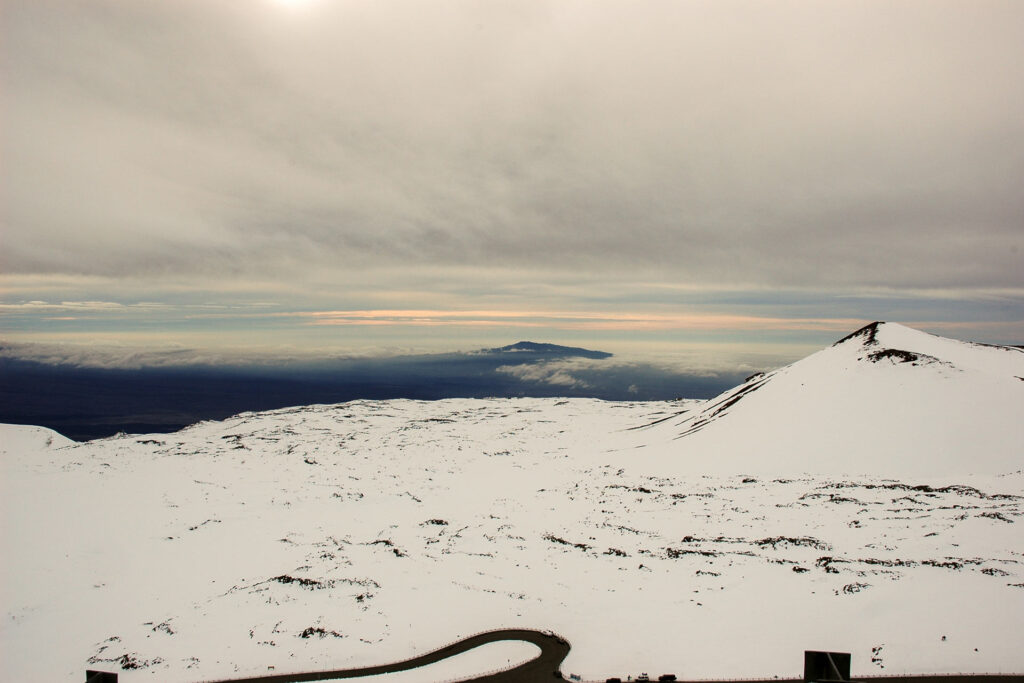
xmin=1 ymin=324 xmax=1022 ymax=682
xmin=0 ymin=423 xmax=75 ymax=454
xmin=632 ymin=322 xmax=1024 ymax=477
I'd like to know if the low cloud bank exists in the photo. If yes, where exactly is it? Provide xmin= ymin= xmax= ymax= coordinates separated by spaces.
xmin=0 ymin=340 xmax=755 ymax=440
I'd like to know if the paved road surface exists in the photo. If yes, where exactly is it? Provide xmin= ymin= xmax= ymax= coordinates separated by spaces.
xmin=95 ymin=636 xmax=1024 ymax=683
xmin=205 ymin=628 xmax=570 ymax=683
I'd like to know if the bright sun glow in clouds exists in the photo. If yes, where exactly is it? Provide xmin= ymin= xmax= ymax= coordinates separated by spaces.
xmin=269 ymin=0 xmax=319 ymax=9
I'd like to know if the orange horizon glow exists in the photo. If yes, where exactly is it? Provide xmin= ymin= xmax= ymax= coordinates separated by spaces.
xmin=283 ymin=310 xmax=871 ymax=332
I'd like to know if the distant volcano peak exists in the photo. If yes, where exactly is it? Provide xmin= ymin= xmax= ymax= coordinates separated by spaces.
xmin=485 ymin=342 xmax=612 ymax=359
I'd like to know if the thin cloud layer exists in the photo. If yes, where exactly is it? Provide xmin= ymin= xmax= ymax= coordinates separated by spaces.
xmin=2 ymin=0 xmax=1023 ymax=348
xmin=5 ymin=0 xmax=1024 ymax=283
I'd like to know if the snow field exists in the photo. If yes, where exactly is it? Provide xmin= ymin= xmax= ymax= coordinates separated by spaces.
xmin=2 ymin=324 xmax=1022 ymax=681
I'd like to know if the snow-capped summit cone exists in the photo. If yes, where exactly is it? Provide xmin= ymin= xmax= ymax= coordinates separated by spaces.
xmin=636 ymin=322 xmax=1024 ymax=477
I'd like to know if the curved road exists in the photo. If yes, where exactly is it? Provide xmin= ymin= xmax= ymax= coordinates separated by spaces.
xmin=206 ymin=628 xmax=570 ymax=683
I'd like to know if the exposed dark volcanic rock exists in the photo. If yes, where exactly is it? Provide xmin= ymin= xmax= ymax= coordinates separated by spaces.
xmin=833 ymin=321 xmax=882 ymax=346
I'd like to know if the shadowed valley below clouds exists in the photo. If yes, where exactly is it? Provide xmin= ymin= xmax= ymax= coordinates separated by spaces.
xmin=0 ymin=341 xmax=749 ymax=440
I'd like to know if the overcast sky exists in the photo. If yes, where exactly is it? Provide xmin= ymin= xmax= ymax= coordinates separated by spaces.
xmin=2 ymin=0 xmax=1022 ymax=366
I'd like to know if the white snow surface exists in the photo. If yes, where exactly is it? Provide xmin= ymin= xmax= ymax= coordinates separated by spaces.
xmin=1 ymin=323 xmax=1023 ymax=682
xmin=633 ymin=322 xmax=1024 ymax=477
xmin=0 ymin=423 xmax=74 ymax=454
